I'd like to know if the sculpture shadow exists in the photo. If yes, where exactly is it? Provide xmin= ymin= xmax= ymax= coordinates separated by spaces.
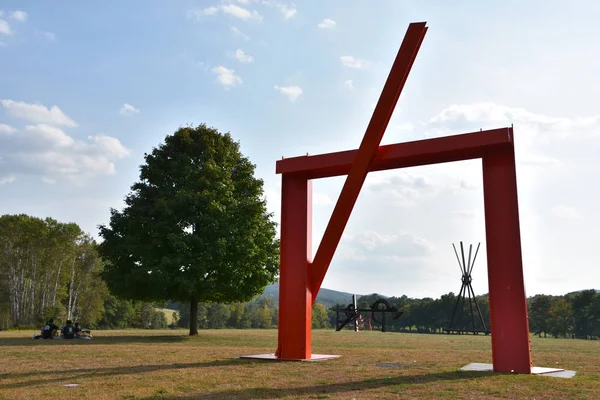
xmin=138 ymin=370 xmax=495 ymax=399
xmin=0 ymin=358 xmax=253 ymax=390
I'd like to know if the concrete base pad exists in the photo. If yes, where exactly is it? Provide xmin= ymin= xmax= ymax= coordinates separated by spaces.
xmin=239 ymin=353 xmax=341 ymax=362
xmin=461 ymin=363 xmax=576 ymax=378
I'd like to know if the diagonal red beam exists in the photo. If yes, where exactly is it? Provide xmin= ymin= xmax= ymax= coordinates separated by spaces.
xmin=276 ymin=127 xmax=513 ymax=179
xmin=308 ymin=22 xmax=428 ymax=298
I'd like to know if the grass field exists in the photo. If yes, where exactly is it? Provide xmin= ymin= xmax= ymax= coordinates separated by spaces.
xmin=1 ymin=329 xmax=599 ymax=399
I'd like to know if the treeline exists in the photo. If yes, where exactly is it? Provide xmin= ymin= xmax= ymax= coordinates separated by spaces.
xmin=339 ymin=293 xmax=491 ymax=334
xmin=157 ymin=297 xmax=330 ymax=330
xmin=0 ymin=214 xmax=106 ymax=329
xmin=340 ymin=290 xmax=600 ymax=339
xmin=528 ymin=291 xmax=600 ymax=339
xmin=0 ymin=213 xmax=329 ymax=331
xmin=2 ymin=213 xmax=600 ymax=339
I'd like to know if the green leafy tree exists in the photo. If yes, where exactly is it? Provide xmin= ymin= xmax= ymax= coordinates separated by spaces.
xmin=98 ymin=124 xmax=280 ymax=335
xmin=151 ymin=310 xmax=168 ymax=329
xmin=227 ymin=302 xmax=246 ymax=328
xmin=570 ymin=290 xmax=596 ymax=339
xmin=205 ymin=303 xmax=231 ymax=329
xmin=239 ymin=304 xmax=253 ymax=329
xmin=528 ymin=294 xmax=553 ymax=337
xmin=135 ymin=302 xmax=156 ymax=328
xmin=548 ymin=297 xmax=573 ymax=338
xmin=96 ymin=295 xmax=137 ymax=329
xmin=312 ymin=302 xmax=330 ymax=329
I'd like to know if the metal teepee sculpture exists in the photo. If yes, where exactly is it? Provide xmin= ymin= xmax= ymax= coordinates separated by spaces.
xmin=445 ymin=242 xmax=490 ymax=335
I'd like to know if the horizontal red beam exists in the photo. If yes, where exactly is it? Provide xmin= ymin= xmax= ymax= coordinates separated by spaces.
xmin=276 ymin=127 xmax=513 ymax=179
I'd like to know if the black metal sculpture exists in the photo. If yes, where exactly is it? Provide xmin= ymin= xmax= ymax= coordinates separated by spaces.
xmin=335 ymin=295 xmax=403 ymax=332
xmin=444 ymin=241 xmax=490 ymax=335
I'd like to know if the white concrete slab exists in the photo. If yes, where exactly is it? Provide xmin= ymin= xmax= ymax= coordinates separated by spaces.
xmin=460 ymin=363 xmax=576 ymax=378
xmin=460 ymin=362 xmax=494 ymax=372
xmin=531 ymin=366 xmax=564 ymax=374
xmin=239 ymin=353 xmax=341 ymax=362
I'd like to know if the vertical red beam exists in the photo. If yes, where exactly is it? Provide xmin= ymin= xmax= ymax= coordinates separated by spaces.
xmin=276 ymin=174 xmax=313 ymax=360
xmin=482 ymin=139 xmax=532 ymax=374
xmin=309 ymin=22 xmax=428 ymax=298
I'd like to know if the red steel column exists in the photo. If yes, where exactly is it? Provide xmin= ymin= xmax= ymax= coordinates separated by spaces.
xmin=482 ymin=141 xmax=532 ymax=374
xmin=309 ymin=22 xmax=428 ymax=298
xmin=276 ymin=174 xmax=313 ymax=360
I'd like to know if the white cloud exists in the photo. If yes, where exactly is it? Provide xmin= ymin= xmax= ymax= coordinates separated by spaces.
xmin=0 ymin=125 xmax=130 ymax=182
xmin=428 ymin=103 xmax=600 ymax=139
xmin=43 ymin=31 xmax=56 ymax=41
xmin=212 ymin=66 xmax=242 ymax=89
xmin=10 ymin=11 xmax=27 ymax=22
xmin=459 ymin=179 xmax=479 ymax=191
xmin=313 ymin=193 xmax=333 ymax=205
xmin=270 ymin=99 xmax=600 ymax=298
xmin=0 ymin=175 xmax=16 ymax=184
xmin=224 ymin=4 xmax=262 ymax=21
xmin=203 ymin=6 xmax=220 ymax=16
xmin=188 ymin=4 xmax=262 ymax=21
xmin=119 ymin=103 xmax=140 ymax=116
xmin=0 ymin=18 xmax=12 ymax=36
xmin=318 ymin=18 xmax=336 ymax=29
xmin=274 ymin=85 xmax=303 ymax=102
xmin=235 ymin=49 xmax=254 ymax=63
xmin=340 ymin=55 xmax=367 ymax=69
xmin=345 ymin=230 xmax=435 ymax=258
xmin=344 ymin=79 xmax=354 ymax=89
xmin=24 ymin=124 xmax=75 ymax=147
xmin=424 ymin=102 xmax=600 ymax=168
xmin=277 ymin=4 xmax=297 ymax=20
xmin=451 ymin=210 xmax=478 ymax=219
xmin=88 ymin=135 xmax=130 ymax=159
xmin=231 ymin=26 xmax=250 ymax=41
xmin=222 ymin=4 xmax=263 ymax=21
xmin=1 ymin=99 xmax=78 ymax=127
xmin=187 ymin=7 xmax=218 ymax=19
xmin=368 ymin=171 xmax=438 ymax=205
xmin=552 ymin=205 xmax=580 ymax=220
xmin=0 ymin=124 xmax=16 ymax=135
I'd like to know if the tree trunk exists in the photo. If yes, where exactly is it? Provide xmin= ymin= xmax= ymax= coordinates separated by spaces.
xmin=189 ymin=295 xmax=199 ymax=336
xmin=67 ymin=259 xmax=76 ymax=321
xmin=52 ymin=260 xmax=63 ymax=306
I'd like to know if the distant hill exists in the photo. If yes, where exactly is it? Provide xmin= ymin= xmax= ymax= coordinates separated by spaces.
xmin=563 ymin=289 xmax=600 ymax=297
xmin=261 ymin=281 xmax=361 ymax=309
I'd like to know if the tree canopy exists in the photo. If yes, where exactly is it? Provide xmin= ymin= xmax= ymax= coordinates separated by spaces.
xmin=98 ymin=124 xmax=280 ymax=335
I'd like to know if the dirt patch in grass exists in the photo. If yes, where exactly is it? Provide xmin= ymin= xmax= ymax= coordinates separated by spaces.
xmin=1 ymin=329 xmax=599 ymax=399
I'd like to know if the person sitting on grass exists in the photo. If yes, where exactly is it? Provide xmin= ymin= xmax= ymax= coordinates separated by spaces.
xmin=62 ymin=320 xmax=76 ymax=339
xmin=74 ymin=321 xmax=92 ymax=338
xmin=41 ymin=319 xmax=59 ymax=339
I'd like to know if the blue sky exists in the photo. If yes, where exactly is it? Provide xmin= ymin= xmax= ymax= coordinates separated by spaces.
xmin=1 ymin=1 xmax=600 ymax=298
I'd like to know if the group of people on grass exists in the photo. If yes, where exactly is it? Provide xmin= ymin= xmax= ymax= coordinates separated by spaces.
xmin=34 ymin=318 xmax=92 ymax=339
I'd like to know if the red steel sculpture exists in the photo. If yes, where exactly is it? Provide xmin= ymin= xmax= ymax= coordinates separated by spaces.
xmin=274 ymin=22 xmax=532 ymax=374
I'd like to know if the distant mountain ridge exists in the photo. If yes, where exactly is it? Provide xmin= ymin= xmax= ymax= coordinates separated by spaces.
xmin=261 ymin=282 xmax=363 ymax=309
xmin=259 ymin=284 xmax=600 ymax=309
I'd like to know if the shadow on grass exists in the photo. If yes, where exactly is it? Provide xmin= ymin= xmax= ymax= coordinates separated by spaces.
xmin=0 ymin=335 xmax=191 ymax=346
xmin=140 ymin=370 xmax=496 ymax=399
xmin=0 ymin=358 xmax=252 ymax=390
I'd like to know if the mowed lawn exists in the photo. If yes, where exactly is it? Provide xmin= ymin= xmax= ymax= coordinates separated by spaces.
xmin=1 ymin=329 xmax=599 ymax=399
